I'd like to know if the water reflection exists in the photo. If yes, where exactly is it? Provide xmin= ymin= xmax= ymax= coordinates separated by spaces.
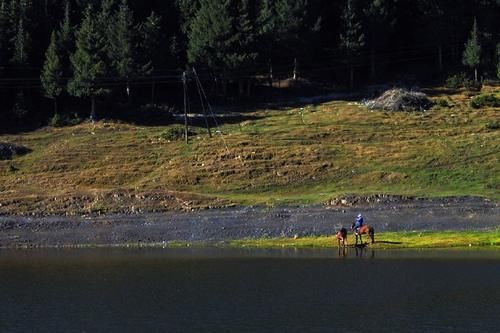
xmin=0 ymin=248 xmax=499 ymax=332
xmin=336 ymin=244 xmax=377 ymax=259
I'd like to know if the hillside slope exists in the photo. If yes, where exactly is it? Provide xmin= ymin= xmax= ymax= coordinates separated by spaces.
xmin=0 ymin=87 xmax=498 ymax=215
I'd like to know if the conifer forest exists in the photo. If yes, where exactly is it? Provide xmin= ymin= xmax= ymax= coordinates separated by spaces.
xmin=0 ymin=0 xmax=499 ymax=131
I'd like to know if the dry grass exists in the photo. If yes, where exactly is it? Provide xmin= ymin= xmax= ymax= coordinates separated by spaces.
xmin=0 ymin=86 xmax=498 ymax=214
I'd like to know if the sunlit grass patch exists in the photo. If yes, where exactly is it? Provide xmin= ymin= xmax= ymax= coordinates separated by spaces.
xmin=227 ymin=230 xmax=500 ymax=249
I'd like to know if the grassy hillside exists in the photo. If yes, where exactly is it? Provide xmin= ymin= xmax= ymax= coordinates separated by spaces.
xmin=0 ymin=87 xmax=498 ymax=214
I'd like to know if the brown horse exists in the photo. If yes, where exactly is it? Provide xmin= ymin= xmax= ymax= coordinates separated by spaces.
xmin=351 ymin=223 xmax=375 ymax=245
xmin=336 ymin=228 xmax=348 ymax=248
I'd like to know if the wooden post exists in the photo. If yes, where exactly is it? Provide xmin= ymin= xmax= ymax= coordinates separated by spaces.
xmin=90 ymin=96 xmax=96 ymax=122
xmin=183 ymin=71 xmax=188 ymax=144
xmin=293 ymin=58 xmax=297 ymax=80
xmin=269 ymin=60 xmax=273 ymax=87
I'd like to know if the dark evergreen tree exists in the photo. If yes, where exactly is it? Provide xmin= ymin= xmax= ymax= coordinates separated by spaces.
xmin=109 ymin=0 xmax=135 ymax=102
xmin=0 ymin=0 xmax=8 ymax=64
xmin=339 ymin=0 xmax=364 ymax=89
xmin=137 ymin=10 xmax=161 ymax=103
xmin=462 ymin=18 xmax=481 ymax=82
xmin=497 ymin=43 xmax=500 ymax=79
xmin=177 ymin=0 xmax=201 ymax=34
xmin=257 ymin=0 xmax=313 ymax=79
xmin=10 ymin=1 xmax=32 ymax=123
xmin=97 ymin=0 xmax=116 ymax=70
xmin=41 ymin=30 xmax=63 ymax=116
xmin=187 ymin=0 xmax=257 ymax=94
xmin=363 ymin=0 xmax=395 ymax=80
xmin=11 ymin=17 xmax=29 ymax=64
xmin=68 ymin=5 xmax=108 ymax=121
xmin=57 ymin=0 xmax=73 ymax=76
xmin=418 ymin=0 xmax=446 ymax=73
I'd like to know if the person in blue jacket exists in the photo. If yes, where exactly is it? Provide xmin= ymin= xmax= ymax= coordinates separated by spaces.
xmin=353 ymin=214 xmax=364 ymax=234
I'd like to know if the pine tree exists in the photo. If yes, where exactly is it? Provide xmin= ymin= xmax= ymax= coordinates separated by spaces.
xmin=187 ymin=0 xmax=257 ymax=94
xmin=7 ymin=0 xmax=19 ymax=30
xmin=98 ymin=0 xmax=115 ymax=67
xmin=109 ymin=0 xmax=135 ymax=102
xmin=363 ymin=0 xmax=394 ymax=80
xmin=177 ymin=0 xmax=201 ymax=34
xmin=68 ymin=5 xmax=108 ymax=121
xmin=58 ymin=0 xmax=73 ymax=76
xmin=497 ymin=43 xmax=500 ymax=79
xmin=0 ymin=0 xmax=8 ymax=64
xmin=418 ymin=0 xmax=446 ymax=73
xmin=257 ymin=0 xmax=308 ymax=56
xmin=234 ymin=0 xmax=257 ymax=95
xmin=41 ymin=30 xmax=63 ymax=116
xmin=11 ymin=17 xmax=29 ymax=64
xmin=137 ymin=10 xmax=161 ymax=103
xmin=462 ymin=18 xmax=481 ymax=82
xmin=340 ymin=0 xmax=365 ymax=89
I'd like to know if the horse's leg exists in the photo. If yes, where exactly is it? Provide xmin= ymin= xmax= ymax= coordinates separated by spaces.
xmin=369 ymin=227 xmax=375 ymax=244
xmin=359 ymin=233 xmax=363 ymax=245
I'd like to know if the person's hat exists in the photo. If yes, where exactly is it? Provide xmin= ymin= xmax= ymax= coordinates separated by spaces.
xmin=357 ymin=214 xmax=362 ymax=218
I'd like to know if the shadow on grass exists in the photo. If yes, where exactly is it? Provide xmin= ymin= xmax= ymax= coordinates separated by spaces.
xmin=375 ymin=240 xmax=403 ymax=245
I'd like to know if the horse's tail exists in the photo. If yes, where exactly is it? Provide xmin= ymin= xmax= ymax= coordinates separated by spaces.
xmin=369 ymin=226 xmax=375 ymax=244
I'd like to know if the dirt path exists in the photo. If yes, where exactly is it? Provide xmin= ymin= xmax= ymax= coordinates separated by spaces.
xmin=0 ymin=197 xmax=498 ymax=248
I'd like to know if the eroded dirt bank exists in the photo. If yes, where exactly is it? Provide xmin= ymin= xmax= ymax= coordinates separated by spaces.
xmin=0 ymin=197 xmax=498 ymax=248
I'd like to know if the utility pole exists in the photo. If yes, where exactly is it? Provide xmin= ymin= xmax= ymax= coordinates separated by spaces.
xmin=183 ymin=71 xmax=188 ymax=144
xmin=192 ymin=68 xmax=212 ymax=138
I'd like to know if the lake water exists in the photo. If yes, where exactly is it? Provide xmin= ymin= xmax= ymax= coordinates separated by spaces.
xmin=1 ymin=248 xmax=499 ymax=332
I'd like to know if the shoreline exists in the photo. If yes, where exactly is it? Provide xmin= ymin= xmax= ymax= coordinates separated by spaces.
xmin=2 ymin=232 xmax=499 ymax=250
xmin=1 ymin=197 xmax=498 ymax=249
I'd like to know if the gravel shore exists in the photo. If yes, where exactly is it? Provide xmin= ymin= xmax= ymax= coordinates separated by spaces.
xmin=0 ymin=197 xmax=498 ymax=248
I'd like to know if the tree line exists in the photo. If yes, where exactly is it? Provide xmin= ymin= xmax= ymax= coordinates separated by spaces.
xmin=0 ymin=0 xmax=499 ymax=131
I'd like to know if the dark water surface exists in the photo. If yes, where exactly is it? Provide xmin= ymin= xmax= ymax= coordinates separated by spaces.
xmin=1 ymin=248 xmax=499 ymax=332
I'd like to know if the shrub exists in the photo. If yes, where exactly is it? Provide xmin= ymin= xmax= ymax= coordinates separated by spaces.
xmin=48 ymin=112 xmax=82 ymax=127
xmin=159 ymin=126 xmax=197 ymax=141
xmin=48 ymin=113 xmax=63 ymax=127
xmin=463 ymin=78 xmax=482 ymax=91
xmin=434 ymin=98 xmax=450 ymax=108
xmin=135 ymin=104 xmax=175 ymax=125
xmin=470 ymin=94 xmax=500 ymax=109
xmin=445 ymin=73 xmax=482 ymax=91
xmin=445 ymin=73 xmax=467 ymax=89
xmin=485 ymin=120 xmax=500 ymax=130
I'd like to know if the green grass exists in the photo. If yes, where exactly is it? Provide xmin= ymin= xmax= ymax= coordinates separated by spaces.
xmin=0 ymin=86 xmax=499 ymax=213
xmin=227 ymin=230 xmax=500 ymax=249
